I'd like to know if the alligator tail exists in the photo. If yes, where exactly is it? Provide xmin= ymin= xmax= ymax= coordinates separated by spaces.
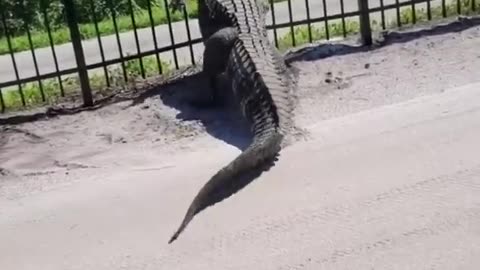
xmin=168 ymin=129 xmax=283 ymax=244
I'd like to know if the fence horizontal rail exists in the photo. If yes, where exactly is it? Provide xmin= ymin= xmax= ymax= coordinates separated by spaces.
xmin=267 ymin=0 xmax=431 ymax=30
xmin=0 ymin=37 xmax=203 ymax=90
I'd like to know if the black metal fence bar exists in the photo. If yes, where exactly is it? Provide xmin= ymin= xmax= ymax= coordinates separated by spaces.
xmin=304 ymin=0 xmax=313 ymax=43
xmin=1 ymin=7 xmax=25 ymax=106
xmin=339 ymin=0 xmax=348 ymax=36
xmin=64 ymin=0 xmax=93 ymax=106
xmin=163 ymin=0 xmax=180 ymax=69
xmin=146 ymin=0 xmax=164 ymax=75
xmin=442 ymin=0 xmax=447 ymax=17
xmin=358 ymin=0 xmax=372 ymax=45
xmin=182 ymin=6 xmax=196 ymax=66
xmin=24 ymin=4 xmax=46 ymax=102
xmin=269 ymin=0 xmax=280 ymax=48
xmin=0 ymin=0 xmax=477 ymax=112
xmin=395 ymin=0 xmax=402 ymax=27
xmin=128 ymin=0 xmax=146 ymax=79
xmin=411 ymin=0 xmax=417 ymax=24
xmin=41 ymin=0 xmax=65 ymax=97
xmin=0 ymin=88 xmax=4 ymax=113
xmin=88 ymin=0 xmax=110 ymax=87
xmin=108 ymin=0 xmax=129 ymax=83
xmin=287 ymin=0 xmax=296 ymax=46
xmin=379 ymin=0 xmax=386 ymax=29
xmin=322 ymin=0 xmax=330 ymax=40
xmin=427 ymin=0 xmax=432 ymax=20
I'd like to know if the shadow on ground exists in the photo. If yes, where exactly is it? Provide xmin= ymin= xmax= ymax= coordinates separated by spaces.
xmin=130 ymin=68 xmax=254 ymax=151
xmin=284 ymin=15 xmax=480 ymax=63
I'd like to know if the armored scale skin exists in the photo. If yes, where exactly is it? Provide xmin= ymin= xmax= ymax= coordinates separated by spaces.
xmin=167 ymin=0 xmax=297 ymax=244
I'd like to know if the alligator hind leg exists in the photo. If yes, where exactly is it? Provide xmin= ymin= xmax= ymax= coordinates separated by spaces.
xmin=188 ymin=27 xmax=239 ymax=109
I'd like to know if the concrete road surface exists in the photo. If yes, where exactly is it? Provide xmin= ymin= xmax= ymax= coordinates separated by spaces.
xmin=1 ymin=81 xmax=479 ymax=269
xmin=0 ymin=0 xmax=438 ymax=85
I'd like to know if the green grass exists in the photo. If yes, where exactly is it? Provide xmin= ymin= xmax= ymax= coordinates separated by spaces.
xmin=1 ymin=0 xmax=479 ymax=112
xmin=0 ymin=0 xmax=287 ymax=56
xmin=1 ymin=55 xmax=171 ymax=111
xmin=0 ymin=0 xmax=197 ymax=56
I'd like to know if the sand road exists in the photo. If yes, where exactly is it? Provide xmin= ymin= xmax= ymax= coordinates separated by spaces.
xmin=1 ymin=81 xmax=480 ymax=269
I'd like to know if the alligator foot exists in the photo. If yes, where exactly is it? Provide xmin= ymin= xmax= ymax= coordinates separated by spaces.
xmin=186 ymin=76 xmax=223 ymax=109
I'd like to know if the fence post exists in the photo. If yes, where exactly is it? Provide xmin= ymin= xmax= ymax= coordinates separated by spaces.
xmin=357 ymin=0 xmax=372 ymax=46
xmin=63 ymin=0 xmax=93 ymax=106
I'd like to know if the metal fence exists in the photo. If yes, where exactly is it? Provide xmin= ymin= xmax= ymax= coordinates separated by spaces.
xmin=0 ymin=0 xmax=478 ymax=113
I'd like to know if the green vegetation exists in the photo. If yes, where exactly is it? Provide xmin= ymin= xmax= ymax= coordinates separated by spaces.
xmin=1 ymin=55 xmax=171 ymax=111
xmin=1 ymin=0 xmax=479 ymax=112
xmin=0 ymin=0 xmax=198 ymax=55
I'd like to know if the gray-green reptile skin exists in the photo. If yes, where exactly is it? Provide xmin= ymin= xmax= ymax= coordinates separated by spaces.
xmin=167 ymin=0 xmax=297 ymax=244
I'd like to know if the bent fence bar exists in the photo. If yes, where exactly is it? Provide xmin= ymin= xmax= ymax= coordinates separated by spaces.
xmin=0 ymin=0 xmax=478 ymax=113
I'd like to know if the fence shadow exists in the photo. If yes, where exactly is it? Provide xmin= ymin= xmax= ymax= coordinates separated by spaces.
xmin=284 ymin=15 xmax=480 ymax=64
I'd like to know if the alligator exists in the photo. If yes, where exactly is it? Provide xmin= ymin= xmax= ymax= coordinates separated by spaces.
xmin=169 ymin=0 xmax=297 ymax=107
xmin=167 ymin=0 xmax=299 ymax=244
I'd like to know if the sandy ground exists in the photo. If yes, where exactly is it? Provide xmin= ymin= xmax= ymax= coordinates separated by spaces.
xmin=1 ymin=18 xmax=480 ymax=269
